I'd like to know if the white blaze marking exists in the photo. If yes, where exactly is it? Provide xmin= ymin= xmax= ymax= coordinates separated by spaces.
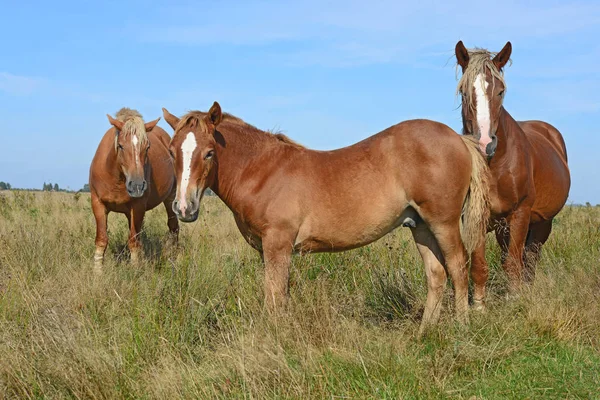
xmin=474 ymin=73 xmax=492 ymax=154
xmin=132 ymin=134 xmax=140 ymax=166
xmin=179 ymin=132 xmax=197 ymax=214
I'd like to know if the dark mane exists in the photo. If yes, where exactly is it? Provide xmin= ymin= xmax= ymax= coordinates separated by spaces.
xmin=177 ymin=110 xmax=305 ymax=149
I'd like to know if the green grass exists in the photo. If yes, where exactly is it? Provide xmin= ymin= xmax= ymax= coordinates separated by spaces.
xmin=0 ymin=191 xmax=599 ymax=399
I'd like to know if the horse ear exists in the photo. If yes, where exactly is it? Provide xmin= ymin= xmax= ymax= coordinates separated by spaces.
xmin=455 ymin=40 xmax=470 ymax=71
xmin=162 ymin=108 xmax=180 ymax=130
xmin=144 ymin=117 xmax=161 ymax=132
xmin=107 ymin=114 xmax=124 ymax=131
xmin=493 ymin=41 xmax=512 ymax=70
xmin=208 ymin=101 xmax=222 ymax=126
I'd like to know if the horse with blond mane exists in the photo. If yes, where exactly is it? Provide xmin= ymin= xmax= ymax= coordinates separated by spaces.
xmin=162 ymin=102 xmax=490 ymax=333
xmin=454 ymin=41 xmax=570 ymax=306
xmin=89 ymin=108 xmax=179 ymax=266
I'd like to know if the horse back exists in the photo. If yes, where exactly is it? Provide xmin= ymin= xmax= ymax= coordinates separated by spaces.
xmin=148 ymin=125 xmax=172 ymax=151
xmin=518 ymin=120 xmax=568 ymax=163
xmin=146 ymin=126 xmax=176 ymax=208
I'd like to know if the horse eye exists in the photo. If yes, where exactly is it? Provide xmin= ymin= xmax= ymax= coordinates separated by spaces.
xmin=118 ymin=144 xmax=124 ymax=150
xmin=169 ymin=149 xmax=175 ymax=159
xmin=498 ymin=90 xmax=504 ymax=97
xmin=204 ymin=150 xmax=214 ymax=160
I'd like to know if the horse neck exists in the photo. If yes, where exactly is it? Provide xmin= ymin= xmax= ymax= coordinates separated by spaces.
xmin=102 ymin=143 xmax=123 ymax=180
xmin=210 ymin=125 xmax=277 ymax=210
xmin=494 ymin=107 xmax=522 ymax=159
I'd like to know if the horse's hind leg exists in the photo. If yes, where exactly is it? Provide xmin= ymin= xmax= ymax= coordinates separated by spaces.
xmin=433 ymin=223 xmax=469 ymax=325
xmin=92 ymin=194 xmax=108 ymax=269
xmin=163 ymin=191 xmax=179 ymax=244
xmin=411 ymin=223 xmax=447 ymax=335
xmin=523 ymin=220 xmax=552 ymax=283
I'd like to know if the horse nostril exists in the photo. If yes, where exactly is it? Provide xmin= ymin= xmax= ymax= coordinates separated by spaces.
xmin=172 ymin=200 xmax=179 ymax=213
xmin=141 ymin=180 xmax=147 ymax=191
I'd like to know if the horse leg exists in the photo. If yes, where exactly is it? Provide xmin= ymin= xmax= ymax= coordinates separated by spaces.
xmin=163 ymin=191 xmax=179 ymax=245
xmin=523 ymin=219 xmax=552 ymax=283
xmin=494 ymin=219 xmax=509 ymax=268
xmin=470 ymin=241 xmax=489 ymax=311
xmin=261 ymin=230 xmax=294 ymax=311
xmin=127 ymin=206 xmax=145 ymax=264
xmin=92 ymin=195 xmax=108 ymax=268
xmin=410 ymin=223 xmax=447 ymax=335
xmin=500 ymin=208 xmax=531 ymax=291
xmin=434 ymin=223 xmax=469 ymax=326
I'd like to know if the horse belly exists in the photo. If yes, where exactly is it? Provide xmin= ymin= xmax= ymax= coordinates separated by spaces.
xmin=531 ymin=165 xmax=570 ymax=222
xmin=294 ymin=194 xmax=409 ymax=253
xmin=530 ymin=150 xmax=570 ymax=222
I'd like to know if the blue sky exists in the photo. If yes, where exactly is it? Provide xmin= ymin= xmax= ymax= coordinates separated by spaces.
xmin=1 ymin=0 xmax=598 ymax=203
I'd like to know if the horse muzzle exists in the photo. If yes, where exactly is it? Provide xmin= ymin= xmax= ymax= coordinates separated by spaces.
xmin=126 ymin=178 xmax=147 ymax=198
xmin=485 ymin=134 xmax=498 ymax=158
xmin=172 ymin=198 xmax=199 ymax=222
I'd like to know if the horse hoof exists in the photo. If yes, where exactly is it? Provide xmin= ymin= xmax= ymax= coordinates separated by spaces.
xmin=130 ymin=252 xmax=141 ymax=265
xmin=93 ymin=260 xmax=103 ymax=275
xmin=472 ymin=300 xmax=486 ymax=313
xmin=505 ymin=291 xmax=521 ymax=301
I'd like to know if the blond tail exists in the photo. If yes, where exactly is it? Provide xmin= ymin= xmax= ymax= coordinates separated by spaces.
xmin=459 ymin=136 xmax=491 ymax=255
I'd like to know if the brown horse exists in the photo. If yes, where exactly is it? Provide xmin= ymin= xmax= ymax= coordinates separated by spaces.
xmin=162 ymin=102 xmax=490 ymax=332
xmin=455 ymin=41 xmax=570 ymax=306
xmin=89 ymin=108 xmax=179 ymax=266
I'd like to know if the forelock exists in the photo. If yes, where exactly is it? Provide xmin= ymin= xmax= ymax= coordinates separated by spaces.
xmin=113 ymin=113 xmax=148 ymax=151
xmin=456 ymin=48 xmax=510 ymax=112
xmin=176 ymin=111 xmax=209 ymax=136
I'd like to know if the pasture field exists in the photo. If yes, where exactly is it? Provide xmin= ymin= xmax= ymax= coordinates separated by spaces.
xmin=0 ymin=191 xmax=599 ymax=399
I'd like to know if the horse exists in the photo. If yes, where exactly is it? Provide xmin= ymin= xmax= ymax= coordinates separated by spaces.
xmin=454 ymin=41 xmax=570 ymax=307
xmin=161 ymin=102 xmax=490 ymax=333
xmin=89 ymin=108 xmax=179 ymax=266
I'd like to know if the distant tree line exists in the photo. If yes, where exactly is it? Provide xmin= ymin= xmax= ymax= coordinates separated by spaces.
xmin=39 ymin=182 xmax=91 ymax=192
xmin=0 ymin=181 xmax=90 ymax=193
xmin=42 ymin=182 xmax=62 ymax=192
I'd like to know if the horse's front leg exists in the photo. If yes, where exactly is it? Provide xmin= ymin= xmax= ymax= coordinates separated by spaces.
xmin=498 ymin=207 xmax=531 ymax=291
xmin=470 ymin=241 xmax=489 ymax=311
xmin=92 ymin=194 xmax=108 ymax=269
xmin=261 ymin=230 xmax=294 ymax=311
xmin=127 ymin=205 xmax=146 ymax=264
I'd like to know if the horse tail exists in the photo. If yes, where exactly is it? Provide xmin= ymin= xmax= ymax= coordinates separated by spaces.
xmin=459 ymin=136 xmax=491 ymax=255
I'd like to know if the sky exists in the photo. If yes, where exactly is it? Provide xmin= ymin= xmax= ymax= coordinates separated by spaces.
xmin=0 ymin=0 xmax=599 ymax=203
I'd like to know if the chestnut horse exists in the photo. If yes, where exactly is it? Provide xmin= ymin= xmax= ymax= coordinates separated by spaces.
xmin=455 ymin=41 xmax=570 ymax=306
xmin=162 ymin=102 xmax=490 ymax=332
xmin=89 ymin=108 xmax=179 ymax=266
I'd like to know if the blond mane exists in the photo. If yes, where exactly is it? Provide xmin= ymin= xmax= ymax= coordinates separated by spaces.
xmin=456 ymin=48 xmax=511 ymax=112
xmin=177 ymin=110 xmax=305 ymax=149
xmin=113 ymin=108 xmax=148 ymax=151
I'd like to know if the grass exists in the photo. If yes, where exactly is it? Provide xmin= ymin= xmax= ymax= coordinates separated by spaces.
xmin=0 ymin=191 xmax=599 ymax=399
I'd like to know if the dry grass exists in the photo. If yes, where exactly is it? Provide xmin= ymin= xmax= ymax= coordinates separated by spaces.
xmin=0 ymin=191 xmax=599 ymax=398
